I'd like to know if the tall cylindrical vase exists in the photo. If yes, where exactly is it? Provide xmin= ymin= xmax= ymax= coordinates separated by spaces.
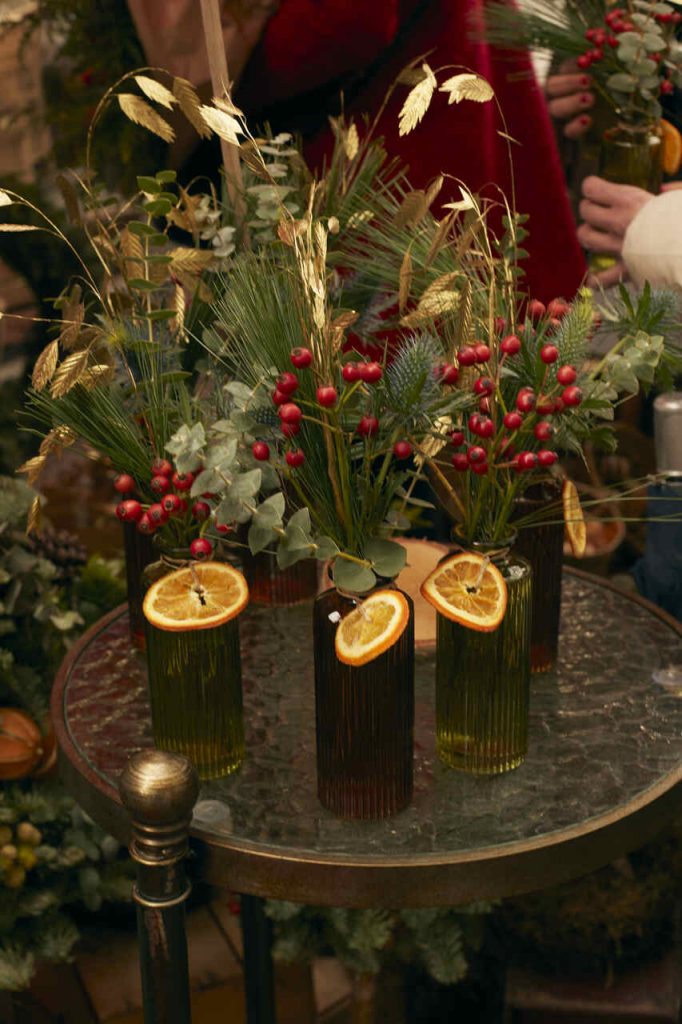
xmin=436 ymin=543 xmax=531 ymax=775
xmin=513 ymin=482 xmax=564 ymax=674
xmin=313 ymin=585 xmax=414 ymax=818
xmin=241 ymin=549 xmax=319 ymax=606
xmin=142 ymin=553 xmax=245 ymax=780
xmin=122 ymin=521 xmax=154 ymax=650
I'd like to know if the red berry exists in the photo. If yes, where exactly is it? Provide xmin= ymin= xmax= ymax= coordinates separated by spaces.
xmin=517 ymin=451 xmax=538 ymax=472
xmin=527 ymin=299 xmax=547 ymax=322
xmin=557 ymin=364 xmax=577 ymax=386
xmin=554 ymin=397 xmax=565 ymax=414
xmin=494 ymin=316 xmax=506 ymax=334
xmin=538 ymin=449 xmax=558 ymax=467
xmin=585 ymin=27 xmax=596 ymax=41
xmin=536 ymin=395 xmax=555 ymax=415
xmin=534 ymin=420 xmax=553 ymax=442
xmin=590 ymin=47 xmax=603 ymax=61
xmin=393 ymin=440 xmax=412 ymax=459
xmin=500 ymin=334 xmax=521 ymax=356
xmin=316 ymin=385 xmax=338 ymax=407
xmin=594 ymin=29 xmax=606 ymax=45
xmin=473 ymin=376 xmax=495 ymax=396
xmin=150 ymin=474 xmax=171 ymax=496
xmin=161 ymin=493 xmax=182 ymax=515
xmin=148 ymin=503 xmax=168 ymax=525
xmin=137 ymin=513 xmax=155 ymax=535
xmin=660 ymin=79 xmax=674 ymax=96
xmin=151 ymin=458 xmax=173 ymax=477
xmin=562 ymin=385 xmax=583 ymax=407
xmin=276 ymin=371 xmax=299 ymax=395
xmin=116 ymin=499 xmax=142 ymax=523
xmin=477 ymin=417 xmax=494 ymax=439
xmin=457 ymin=346 xmax=477 ymax=367
xmin=468 ymin=413 xmax=482 ymax=434
xmin=607 ymin=34 xmax=618 ymax=47
xmin=473 ymin=343 xmax=491 ymax=364
xmin=290 ymin=346 xmax=313 ymax=369
xmin=540 ymin=344 xmax=559 ymax=365
xmin=281 ymin=422 xmax=300 ymax=438
xmin=286 ymin=448 xmax=305 ymax=467
xmin=192 ymin=500 xmax=211 ymax=521
xmin=440 ymin=364 xmax=460 ymax=385
xmin=342 ymin=362 xmax=360 ymax=383
xmin=450 ymin=430 xmax=465 ymax=447
xmin=468 ymin=445 xmax=486 ymax=465
xmin=452 ymin=452 xmax=470 ymax=471
xmin=479 ymin=396 xmax=491 ymax=415
xmin=577 ymin=54 xmax=592 ymax=69
xmin=357 ymin=415 xmax=379 ymax=437
xmin=114 ymin=473 xmax=135 ymax=495
xmin=190 ymin=537 xmax=213 ymax=560
xmin=177 ymin=498 xmax=188 ymax=515
xmin=272 ymin=389 xmax=288 ymax=407
xmin=516 ymin=390 xmax=536 ymax=413
xmin=252 ymin=442 xmax=270 ymax=461
xmin=215 ymin=522 xmax=231 ymax=535
xmin=172 ymin=471 xmax=194 ymax=492
xmin=471 ymin=461 xmax=489 ymax=476
xmin=279 ymin=402 xmax=302 ymax=424
xmin=359 ymin=361 xmax=383 ymax=383
xmin=503 ymin=411 xmax=523 ymax=431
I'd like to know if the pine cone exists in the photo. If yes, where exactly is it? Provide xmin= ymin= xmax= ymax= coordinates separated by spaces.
xmin=26 ymin=524 xmax=87 ymax=582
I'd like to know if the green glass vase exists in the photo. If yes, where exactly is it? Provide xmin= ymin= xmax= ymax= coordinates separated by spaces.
xmin=313 ymin=583 xmax=415 ymax=819
xmin=436 ymin=540 xmax=532 ymax=775
xmin=142 ymin=550 xmax=245 ymax=780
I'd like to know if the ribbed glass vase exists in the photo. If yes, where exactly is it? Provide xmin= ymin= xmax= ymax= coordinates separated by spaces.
xmin=142 ymin=550 xmax=245 ymax=780
xmin=241 ymin=549 xmax=319 ymax=606
xmin=121 ymin=521 xmax=154 ymax=650
xmin=436 ymin=540 xmax=532 ymax=775
xmin=513 ymin=482 xmax=564 ymax=674
xmin=313 ymin=583 xmax=414 ymax=819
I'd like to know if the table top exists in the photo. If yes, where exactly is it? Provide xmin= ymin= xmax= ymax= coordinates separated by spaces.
xmin=52 ymin=568 xmax=682 ymax=908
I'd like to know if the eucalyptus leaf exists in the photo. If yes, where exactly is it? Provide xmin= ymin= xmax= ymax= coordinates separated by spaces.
xmin=364 ymin=538 xmax=407 ymax=579
xmin=288 ymin=508 xmax=312 ymax=535
xmin=276 ymin=543 xmax=310 ymax=570
xmin=332 ymin=559 xmax=376 ymax=594
xmin=190 ymin=468 xmax=222 ymax=497
xmin=205 ymin=439 xmax=238 ymax=471
xmin=313 ymin=536 xmax=340 ymax=561
xmin=230 ymin=468 xmax=262 ymax=500
xmin=252 ymin=492 xmax=285 ymax=527
xmin=248 ymin=522 xmax=277 ymax=554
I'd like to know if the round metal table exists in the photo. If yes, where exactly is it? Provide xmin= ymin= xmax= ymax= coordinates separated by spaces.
xmin=53 ymin=568 xmax=682 ymax=909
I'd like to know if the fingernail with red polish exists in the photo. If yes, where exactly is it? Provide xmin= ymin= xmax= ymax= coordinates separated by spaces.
xmin=580 ymin=115 xmax=591 ymax=126
xmin=580 ymin=76 xmax=590 ymax=87
xmin=580 ymin=93 xmax=592 ymax=105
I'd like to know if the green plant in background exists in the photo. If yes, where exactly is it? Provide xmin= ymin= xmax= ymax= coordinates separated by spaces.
xmin=0 ymin=477 xmax=130 ymax=990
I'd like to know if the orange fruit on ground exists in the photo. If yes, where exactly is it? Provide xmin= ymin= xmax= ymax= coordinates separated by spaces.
xmin=420 ymin=552 xmax=507 ymax=632
xmin=661 ymin=119 xmax=682 ymax=177
xmin=335 ymin=590 xmax=410 ymax=666
xmin=143 ymin=561 xmax=249 ymax=632
xmin=562 ymin=479 xmax=587 ymax=558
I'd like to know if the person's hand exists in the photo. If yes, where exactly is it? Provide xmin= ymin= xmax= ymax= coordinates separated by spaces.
xmin=545 ymin=61 xmax=594 ymax=139
xmin=578 ymin=176 xmax=655 ymax=286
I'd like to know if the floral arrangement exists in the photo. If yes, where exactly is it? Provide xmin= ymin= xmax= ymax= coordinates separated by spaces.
xmin=482 ymin=0 xmax=682 ymax=124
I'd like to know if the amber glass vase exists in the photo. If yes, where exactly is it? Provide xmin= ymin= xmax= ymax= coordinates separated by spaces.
xmin=313 ymin=583 xmax=415 ymax=819
xmin=600 ymin=119 xmax=663 ymax=191
xmin=122 ymin=522 xmax=154 ymax=650
xmin=436 ymin=541 xmax=531 ymax=775
xmin=142 ymin=550 xmax=245 ymax=780
xmin=513 ymin=482 xmax=564 ymax=674
xmin=240 ymin=549 xmax=319 ymax=606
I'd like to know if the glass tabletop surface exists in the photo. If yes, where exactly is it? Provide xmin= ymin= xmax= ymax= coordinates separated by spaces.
xmin=61 ymin=574 xmax=682 ymax=862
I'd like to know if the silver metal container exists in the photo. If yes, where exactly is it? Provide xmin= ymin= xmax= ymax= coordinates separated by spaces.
xmin=654 ymin=392 xmax=682 ymax=478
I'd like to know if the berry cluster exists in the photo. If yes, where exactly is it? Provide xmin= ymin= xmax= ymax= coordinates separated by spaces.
xmin=447 ymin=298 xmax=582 ymax=478
xmin=113 ymin=460 xmax=216 ymax=560
xmin=577 ymin=5 xmax=680 ymax=95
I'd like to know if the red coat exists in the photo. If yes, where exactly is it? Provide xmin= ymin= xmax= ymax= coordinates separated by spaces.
xmin=237 ymin=0 xmax=586 ymax=303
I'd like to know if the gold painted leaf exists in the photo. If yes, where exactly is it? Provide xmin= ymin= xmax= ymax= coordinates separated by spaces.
xmin=32 ymin=340 xmax=59 ymax=391
xmin=422 ymin=271 xmax=462 ymax=302
xmin=118 ymin=94 xmax=175 ymax=143
xmin=39 ymin=425 xmax=76 ymax=456
xmin=50 ymin=350 xmax=89 ymax=399
xmin=399 ymin=249 xmax=412 ymax=314
xmin=452 ymin=278 xmax=473 ymax=361
xmin=395 ymin=191 xmax=428 ymax=230
xmin=56 ymin=173 xmax=81 ymax=225
xmin=0 ymin=224 xmax=40 ymax=232
xmin=328 ymin=216 xmax=340 ymax=235
xmin=439 ymin=74 xmax=494 ymax=105
xmin=398 ymin=63 xmax=436 ymax=136
xmin=120 ymin=228 xmax=145 ymax=277
xmin=397 ymin=64 xmax=429 ymax=86
xmin=169 ymin=247 xmax=215 ymax=273
xmin=199 ymin=105 xmax=243 ymax=143
xmin=214 ymin=95 xmax=244 ymax=118
xmin=26 ymin=495 xmax=42 ymax=536
xmin=81 ymin=364 xmax=115 ymax=390
xmin=134 ymin=75 xmax=176 ymax=110
xmin=344 ymin=123 xmax=359 ymax=160
xmin=425 ymin=212 xmax=455 ymax=268
xmin=277 ymin=218 xmax=308 ymax=246
xmin=239 ymin=141 xmax=270 ymax=179
xmin=0 ymin=191 xmax=12 ymax=207
xmin=18 ymin=455 xmax=46 ymax=485
xmin=346 ymin=209 xmax=373 ymax=229
xmin=173 ymin=77 xmax=211 ymax=139
xmin=425 ymin=175 xmax=444 ymax=209
xmin=60 ymin=302 xmax=85 ymax=351
xmin=173 ymin=283 xmax=186 ymax=336
xmin=401 ymin=288 xmax=460 ymax=327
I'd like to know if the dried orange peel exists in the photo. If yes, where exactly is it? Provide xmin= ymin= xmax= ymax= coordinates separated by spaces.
xmin=661 ymin=119 xmax=682 ymax=177
xmin=420 ymin=552 xmax=507 ymax=632
xmin=335 ymin=590 xmax=410 ymax=666
xmin=143 ymin=561 xmax=249 ymax=632
xmin=562 ymin=479 xmax=587 ymax=558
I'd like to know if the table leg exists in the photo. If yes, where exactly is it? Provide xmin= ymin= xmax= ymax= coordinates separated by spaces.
xmin=119 ymin=751 xmax=199 ymax=1024
xmin=240 ymin=894 xmax=277 ymax=1024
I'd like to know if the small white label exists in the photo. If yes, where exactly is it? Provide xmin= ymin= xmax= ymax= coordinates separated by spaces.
xmin=328 ymin=611 xmax=341 ymax=624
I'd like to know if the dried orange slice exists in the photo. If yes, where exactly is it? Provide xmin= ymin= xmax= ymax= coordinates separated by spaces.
xmin=420 ymin=552 xmax=507 ymax=632
xmin=335 ymin=590 xmax=410 ymax=666
xmin=562 ymin=479 xmax=586 ymax=558
xmin=143 ymin=561 xmax=249 ymax=632
xmin=661 ymin=119 xmax=682 ymax=177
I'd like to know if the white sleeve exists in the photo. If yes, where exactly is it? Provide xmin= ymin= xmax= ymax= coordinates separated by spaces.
xmin=622 ymin=190 xmax=682 ymax=289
